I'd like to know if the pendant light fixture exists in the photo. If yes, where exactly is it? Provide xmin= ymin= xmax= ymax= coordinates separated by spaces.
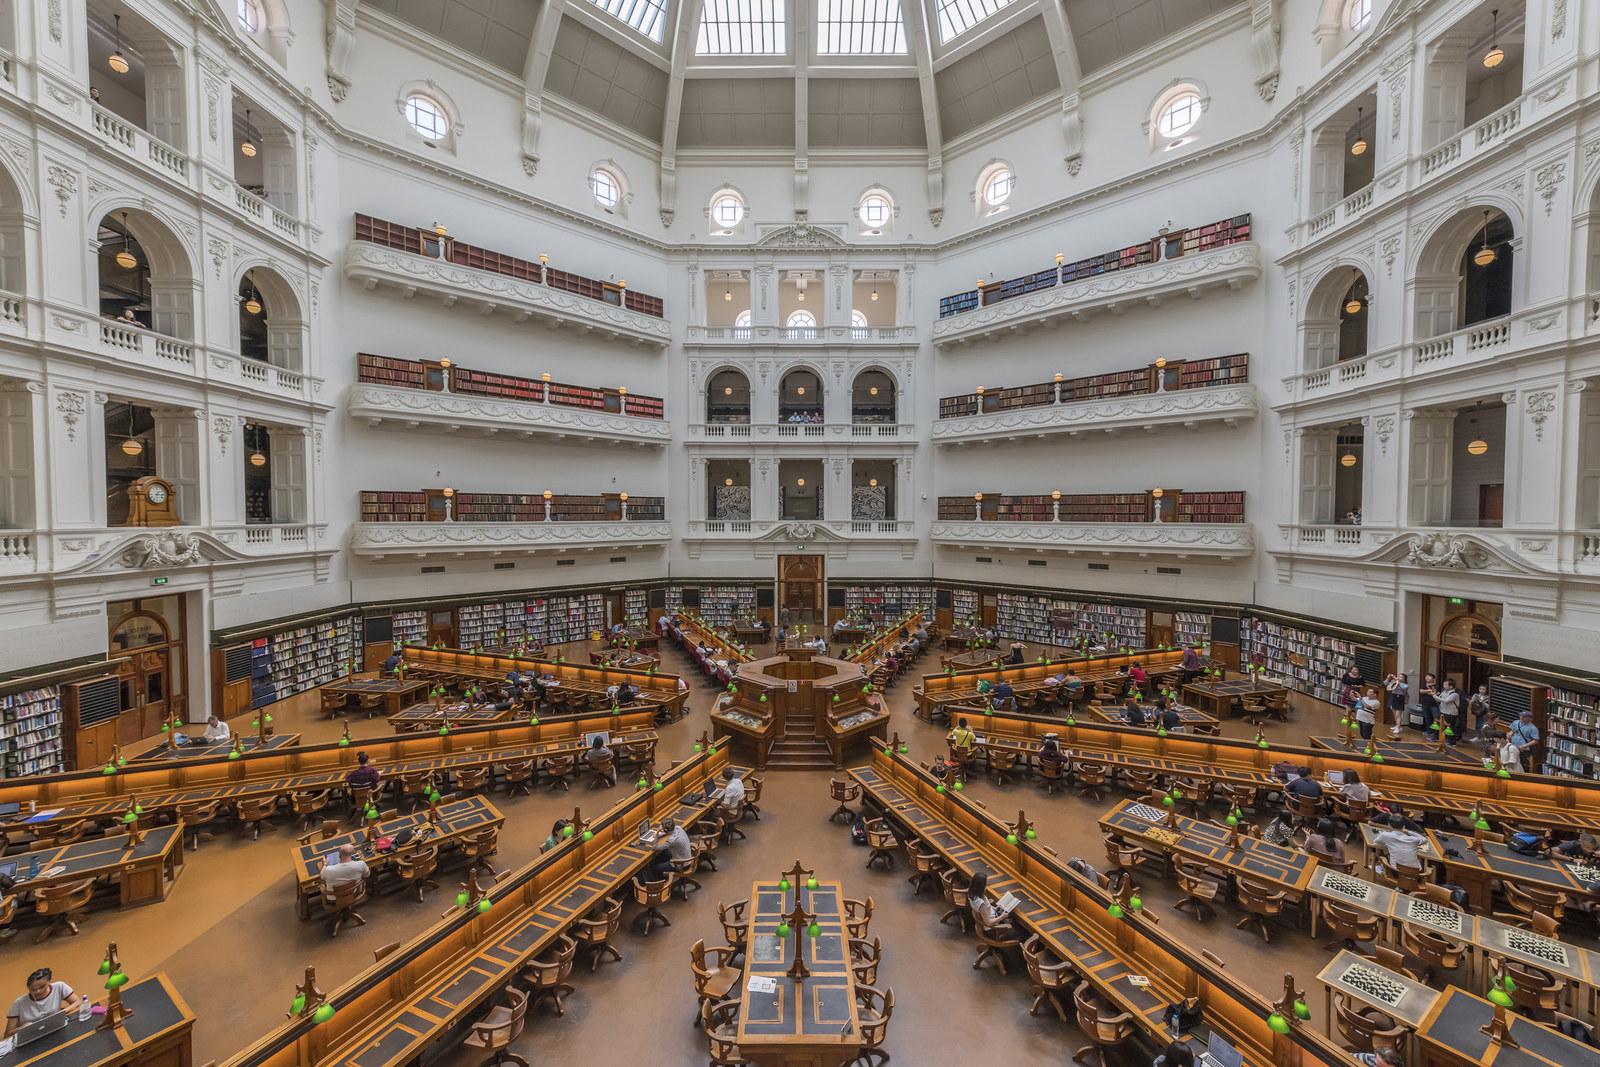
xmin=1468 ymin=439 xmax=1489 ymax=456
xmin=249 ymin=424 xmax=266 ymax=468
xmin=108 ymin=14 xmax=130 ymax=74
xmin=1483 ymin=9 xmax=1503 ymax=69
xmin=114 ymin=212 xmax=137 ymax=270
xmin=723 ymin=284 xmax=731 ymax=301
xmin=1350 ymin=107 xmax=1367 ymax=156
xmin=120 ymin=406 xmax=142 ymax=457
xmin=870 ymin=287 xmax=879 ymax=301
xmin=1473 ymin=211 xmax=1497 ymax=267
xmin=1340 ymin=453 xmax=1358 ymax=468
xmin=243 ymin=276 xmax=262 ymax=315
xmin=240 ymin=108 xmax=257 ymax=158
xmin=1345 ymin=293 xmax=1363 ymax=315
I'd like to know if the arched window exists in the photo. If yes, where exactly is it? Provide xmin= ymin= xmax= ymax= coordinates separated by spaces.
xmin=786 ymin=310 xmax=816 ymax=329
xmin=858 ymin=190 xmax=893 ymax=234
xmin=850 ymin=309 xmax=869 ymax=338
xmin=1347 ymin=0 xmax=1372 ymax=32
xmin=975 ymin=161 xmax=1014 ymax=217
xmin=238 ymin=0 xmax=264 ymax=33
xmin=780 ymin=368 xmax=823 ymax=421
xmin=707 ymin=369 xmax=750 ymax=423
xmin=404 ymin=94 xmax=450 ymax=140
xmin=733 ymin=309 xmax=752 ymax=329
xmin=1147 ymin=81 xmax=1208 ymax=152
xmin=852 ymin=369 xmax=895 ymax=423
xmin=1157 ymin=91 xmax=1201 ymax=138
xmin=590 ymin=162 xmax=629 ymax=217
xmin=709 ymin=189 xmax=747 ymax=235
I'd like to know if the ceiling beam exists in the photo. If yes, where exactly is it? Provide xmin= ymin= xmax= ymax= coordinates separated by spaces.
xmin=521 ymin=0 xmax=572 ymax=176
xmin=659 ymin=0 xmax=710 ymax=228
xmin=898 ymin=0 xmax=945 ymax=227
xmin=1034 ymin=0 xmax=1084 ymax=175
xmin=793 ymin=0 xmax=811 ymax=219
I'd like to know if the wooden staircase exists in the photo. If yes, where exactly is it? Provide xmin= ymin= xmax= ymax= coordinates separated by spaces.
xmin=765 ymin=716 xmax=833 ymax=769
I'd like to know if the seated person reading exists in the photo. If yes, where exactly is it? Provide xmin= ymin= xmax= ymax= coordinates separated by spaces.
xmin=6 ymin=968 xmax=83 ymax=1037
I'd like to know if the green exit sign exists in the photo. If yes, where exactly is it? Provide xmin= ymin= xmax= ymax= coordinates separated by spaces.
xmin=1448 ymin=597 xmax=1464 ymax=605
xmin=151 ymin=577 xmax=168 ymax=586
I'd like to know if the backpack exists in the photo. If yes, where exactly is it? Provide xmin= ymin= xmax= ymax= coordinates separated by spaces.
xmin=1507 ymin=831 xmax=1544 ymax=856
xmin=849 ymin=818 xmax=867 ymax=846
xmin=1441 ymin=883 xmax=1470 ymax=908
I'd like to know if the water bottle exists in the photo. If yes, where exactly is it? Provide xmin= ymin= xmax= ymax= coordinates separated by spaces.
xmin=28 ymin=856 xmax=39 ymax=879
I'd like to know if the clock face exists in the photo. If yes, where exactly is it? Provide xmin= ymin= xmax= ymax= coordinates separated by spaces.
xmin=146 ymin=483 xmax=168 ymax=505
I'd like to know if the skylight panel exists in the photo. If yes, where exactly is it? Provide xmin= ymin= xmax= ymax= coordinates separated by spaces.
xmin=697 ymin=0 xmax=787 ymax=54
xmin=935 ymin=0 xmax=1017 ymax=44
xmin=589 ymin=0 xmax=669 ymax=43
xmin=818 ymin=0 xmax=907 ymax=55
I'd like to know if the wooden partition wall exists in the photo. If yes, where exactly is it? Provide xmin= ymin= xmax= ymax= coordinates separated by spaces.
xmin=860 ymin=743 xmax=1349 ymax=1067
xmin=0 ymin=710 xmax=656 ymax=810
xmin=222 ymin=743 xmax=732 ymax=1067
xmin=671 ymin=616 xmax=756 ymax=665
xmin=844 ymin=612 xmax=924 ymax=665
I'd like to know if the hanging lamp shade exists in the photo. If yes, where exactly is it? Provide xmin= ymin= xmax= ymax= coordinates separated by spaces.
xmin=1351 ymin=107 xmax=1367 ymax=155
xmin=1467 ymin=439 xmax=1489 ymax=456
xmin=115 ymin=212 xmax=137 ymax=269
xmin=109 ymin=14 xmax=130 ymax=73
xmin=1345 ymin=296 xmax=1363 ymax=315
xmin=1483 ymin=9 xmax=1503 ymax=68
xmin=1474 ymin=211 xmax=1497 ymax=266
xmin=121 ymin=437 xmax=143 ymax=456
xmin=240 ymin=109 xmax=257 ymax=157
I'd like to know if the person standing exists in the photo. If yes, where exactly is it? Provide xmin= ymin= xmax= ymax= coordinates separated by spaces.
xmin=1417 ymin=674 xmax=1440 ymax=736
xmin=1339 ymin=663 xmax=1364 ymax=710
xmin=1179 ymin=644 xmax=1201 ymax=685
xmin=1509 ymin=709 xmax=1540 ymax=772
xmin=1355 ymin=686 xmax=1380 ymax=741
xmin=1384 ymin=673 xmax=1408 ymax=736
xmin=1436 ymin=679 xmax=1463 ymax=745
xmin=1468 ymin=684 xmax=1492 ymax=741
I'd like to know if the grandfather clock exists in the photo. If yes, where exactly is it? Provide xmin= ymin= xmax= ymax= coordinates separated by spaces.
xmin=125 ymin=476 xmax=179 ymax=527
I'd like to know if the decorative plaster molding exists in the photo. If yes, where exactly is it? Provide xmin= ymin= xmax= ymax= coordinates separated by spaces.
xmin=1524 ymin=390 xmax=1557 ymax=440
xmin=347 ymin=384 xmax=670 ymax=444
xmin=1533 ymin=77 xmax=1569 ymax=108
xmin=1534 ymin=161 xmax=1566 ymax=216
xmin=343 ymin=244 xmax=670 ymax=347
xmin=212 ymin=416 xmax=234 ymax=453
xmin=754 ymin=223 xmax=848 ymax=250
xmin=1404 ymin=534 xmax=1490 ymax=569
xmin=1553 ymin=0 xmax=1567 ymax=39
xmin=350 ymin=522 xmax=674 ymax=557
xmin=1381 ymin=236 xmax=1401 ymax=278
xmin=48 ymin=0 xmax=63 ymax=43
xmin=929 ymin=521 xmax=1254 ymax=557
xmin=54 ymin=391 xmax=85 ymax=441
xmin=1374 ymin=415 xmax=1396 ymax=456
xmin=932 ymin=243 xmax=1262 ymax=346
xmin=45 ymin=165 xmax=76 ymax=218
xmin=932 ymin=387 xmax=1257 ymax=443
xmin=50 ymin=315 xmax=84 ymax=332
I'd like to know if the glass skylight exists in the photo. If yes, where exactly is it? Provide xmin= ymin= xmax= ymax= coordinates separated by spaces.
xmin=818 ymin=0 xmax=907 ymax=55
xmin=697 ymin=0 xmax=787 ymax=54
xmin=935 ymin=0 xmax=1018 ymax=44
xmin=589 ymin=0 xmax=669 ymax=43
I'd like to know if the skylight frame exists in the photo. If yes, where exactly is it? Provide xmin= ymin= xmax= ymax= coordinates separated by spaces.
xmin=697 ymin=0 xmax=789 ymax=55
xmin=588 ymin=0 xmax=670 ymax=44
xmin=818 ymin=0 xmax=907 ymax=55
xmin=933 ymin=0 xmax=1019 ymax=45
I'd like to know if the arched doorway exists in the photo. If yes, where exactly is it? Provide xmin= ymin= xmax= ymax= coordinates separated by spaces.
xmin=1422 ymin=596 xmax=1501 ymax=695
xmin=778 ymin=555 xmax=822 ymax=628
xmin=107 ymin=595 xmax=188 ymax=741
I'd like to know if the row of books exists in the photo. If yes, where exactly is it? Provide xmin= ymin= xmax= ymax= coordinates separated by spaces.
xmin=698 ymin=586 xmax=758 ymax=628
xmin=937 ymin=353 xmax=1251 ymax=418
xmin=251 ymin=615 xmax=363 ymax=709
xmin=840 ymin=586 xmax=936 ymax=624
xmin=1239 ymin=617 xmax=1356 ymax=705
xmin=1546 ymin=686 xmax=1600 ymax=780
xmin=951 ymin=589 xmax=978 ymax=623
xmin=454 ymin=593 xmax=606 ymax=648
xmin=356 ymin=353 xmax=666 ymax=420
xmin=0 ymin=686 xmax=64 ymax=778
xmin=624 ymin=588 xmax=650 ymax=627
xmin=358 ymin=491 xmax=666 ymax=523
xmin=393 ymin=610 xmax=428 ymax=646
xmin=1174 ymin=612 xmax=1211 ymax=650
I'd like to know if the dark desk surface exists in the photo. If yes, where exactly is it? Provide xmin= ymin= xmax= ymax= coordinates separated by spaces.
xmin=1184 ymin=679 xmax=1286 ymax=698
xmin=738 ymin=880 xmax=860 ymax=1051
xmin=1429 ymin=829 xmax=1596 ymax=895
xmin=1310 ymin=735 xmax=1483 ymax=766
xmin=1417 ymin=986 xmax=1600 ymax=1067
xmin=1099 ymin=799 xmax=1318 ymax=893
xmin=386 ymin=703 xmax=518 ymax=727
xmin=1085 ymin=705 xmax=1219 ymax=728
xmin=7 ymin=973 xmax=192 ymax=1067
xmin=129 ymin=733 xmax=299 ymax=762
xmin=323 ymin=678 xmax=429 ymax=695
xmin=11 ymin=823 xmax=182 ymax=891
xmin=946 ymin=649 xmax=1011 ymax=669
xmin=292 ymin=797 xmax=503 ymax=890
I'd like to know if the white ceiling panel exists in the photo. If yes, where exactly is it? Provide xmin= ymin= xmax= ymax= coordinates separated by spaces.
xmin=934 ymin=18 xmax=1058 ymax=139
xmin=547 ymin=20 xmax=670 ymax=140
xmin=1063 ymin=0 xmax=1239 ymax=74
xmin=809 ymin=78 xmax=925 ymax=146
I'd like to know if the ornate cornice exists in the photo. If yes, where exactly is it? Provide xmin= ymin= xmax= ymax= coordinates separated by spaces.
xmin=932 ymin=386 xmax=1257 ymax=443
xmin=349 ymin=521 xmax=674 ymax=558
xmin=342 ymin=244 xmax=672 ymax=348
xmin=929 ymin=521 xmax=1254 ymax=557
xmin=347 ymin=385 xmax=670 ymax=445
xmin=931 ymin=243 xmax=1262 ymax=347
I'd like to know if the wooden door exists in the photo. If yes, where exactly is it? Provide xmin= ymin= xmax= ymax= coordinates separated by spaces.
xmin=779 ymin=556 xmax=823 ymax=625
xmin=1478 ymin=484 xmax=1504 ymax=527
xmin=73 ymin=721 xmax=117 ymax=772
xmin=605 ymin=593 xmax=622 ymax=628
xmin=428 ymin=610 xmax=456 ymax=648
xmin=980 ymin=594 xmax=997 ymax=629
xmin=1149 ymin=612 xmax=1175 ymax=650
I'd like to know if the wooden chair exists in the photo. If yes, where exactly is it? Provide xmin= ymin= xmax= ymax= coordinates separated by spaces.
xmin=1287 ymin=793 xmax=1323 ymax=827
xmin=740 ymin=775 xmax=764 ymax=820
xmin=844 ymin=896 xmax=873 ymax=940
xmin=461 ymin=987 xmax=529 ymax=1067
xmin=1399 ymin=924 xmax=1466 ymax=987
xmin=690 ymin=938 xmax=743 ymax=1025
xmin=501 ymin=759 xmax=534 ymax=798
xmin=1038 ymin=758 xmax=1065 ymax=795
xmin=321 ymin=878 xmax=368 ymax=938
xmin=345 ymin=785 xmax=376 ymax=823
xmin=395 ymin=846 xmax=440 ymax=902
xmin=1413 ymin=883 xmax=1458 ymax=909
xmin=1320 ymin=898 xmax=1379 ymax=952
xmin=973 ymin=914 xmax=1023 ymax=974
xmin=1336 ymin=796 xmax=1372 ymax=837
xmin=587 ymin=753 xmax=616 ymax=789
xmin=1175 ymin=777 xmax=1215 ymax=818
xmin=33 ymin=879 xmax=94 ymax=943
xmin=1371 ymin=945 xmax=1424 ymax=983
xmin=1072 ymin=981 xmax=1135 ymax=1067
xmin=1118 ymin=767 xmax=1157 ymax=798
xmin=939 ymin=868 xmax=973 ymax=933
xmin=1382 ymin=860 xmax=1434 ymax=895
xmin=522 ymin=934 xmax=577 ymax=1016
xmin=854 ymin=985 xmax=893 ymax=1066
xmin=1333 ymin=991 xmax=1406 ymax=1055
xmin=718 ymin=799 xmax=749 ymax=843
xmin=1497 ymin=957 xmax=1565 ymax=1019
xmin=542 ymin=755 xmax=576 ymax=793
xmin=1075 ymin=760 xmax=1107 ymax=802
xmin=849 ymin=936 xmax=883 ymax=985
xmin=986 ymin=748 xmax=1017 ymax=786
xmin=829 ymin=779 xmax=861 ymax=823
xmin=691 ymin=817 xmax=724 ymax=872
xmin=573 ymin=897 xmax=623 ymax=971
xmin=1226 ymin=783 xmax=1263 ymax=816
xmin=905 ymin=837 xmax=944 ymax=896
xmin=633 ymin=875 xmax=673 ymax=935
xmin=1101 ymin=835 xmax=1153 ymax=893
xmin=1235 ymin=877 xmax=1288 ymax=941
xmin=864 ymin=818 xmax=898 ymax=871
xmin=291 ymin=790 xmax=331 ymax=831
xmin=373 ymin=941 xmax=401 ymax=962
xmin=453 ymin=766 xmax=489 ymax=795
xmin=702 ymin=999 xmax=751 ymax=1067
xmin=1501 ymin=882 xmax=1568 ymax=923
xmin=358 ymin=692 xmax=386 ymax=719
xmin=465 ymin=827 xmax=499 ymax=876
xmin=177 ymin=800 xmax=224 ymax=850
xmin=235 ymin=797 xmax=279 ymax=840
xmin=718 ymin=899 xmax=750 ymax=963
xmin=1173 ymin=861 xmax=1222 ymax=922
xmin=1022 ymin=934 xmax=1075 ymax=1021
xmin=1307 ymin=842 xmax=1357 ymax=875
xmin=399 ymin=771 xmax=435 ymax=812
xmin=320 ymin=688 xmax=347 ymax=717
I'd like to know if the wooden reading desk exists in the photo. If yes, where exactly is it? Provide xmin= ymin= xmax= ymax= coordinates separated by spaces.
xmin=1317 ymin=949 xmax=1439 ymax=1032
xmin=385 ymin=702 xmax=519 ymax=731
xmin=1426 ymin=827 xmax=1600 ymax=910
xmin=321 ymin=677 xmax=429 ymax=716
xmin=1182 ymin=678 xmax=1288 ymax=718
xmin=1098 ymin=799 xmax=1318 ymax=895
xmin=1310 ymin=735 xmax=1483 ymax=766
xmin=610 ymin=626 xmax=659 ymax=649
xmin=10 ymin=822 xmax=184 ymax=909
xmin=737 ymin=876 xmax=861 ymax=1066
xmin=129 ymin=734 xmax=299 ymax=762
xmin=1416 ymin=986 xmax=1600 ymax=1067
xmin=6 ymin=973 xmax=193 ymax=1067
xmin=1084 ymin=703 xmax=1222 ymax=734
xmin=291 ymin=796 xmax=504 ymax=918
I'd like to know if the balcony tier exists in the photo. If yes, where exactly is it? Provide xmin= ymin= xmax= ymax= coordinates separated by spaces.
xmin=349 ymin=521 xmax=674 ymax=559
xmin=933 ymin=386 xmax=1257 ymax=445
xmin=929 ymin=521 xmax=1254 ymax=559
xmin=348 ymin=384 xmax=670 ymax=447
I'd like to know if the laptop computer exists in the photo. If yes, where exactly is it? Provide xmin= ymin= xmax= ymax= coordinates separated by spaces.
xmin=1201 ymin=1032 xmax=1243 ymax=1067
xmin=0 ymin=803 xmax=19 ymax=819
xmin=584 ymin=731 xmax=611 ymax=749
xmin=12 ymin=1009 xmax=69 ymax=1048
xmin=0 ymin=862 xmax=16 ymax=881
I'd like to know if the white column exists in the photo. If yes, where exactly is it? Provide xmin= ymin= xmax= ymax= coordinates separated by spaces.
xmin=1419 ymin=36 xmax=1470 ymax=151
xmin=260 ymin=126 xmax=298 ymax=213
xmin=752 ymin=457 xmax=777 ymax=523
xmin=48 ymin=385 xmax=101 ymax=528
xmin=141 ymin=41 xmax=188 ymax=151
xmin=208 ymin=411 xmax=244 ymax=527
xmin=824 ymin=456 xmax=848 ymax=523
xmin=1360 ymin=409 xmax=1403 ymax=528
xmin=0 ymin=383 xmax=37 ymax=528
xmin=1504 ymin=387 xmax=1560 ymax=530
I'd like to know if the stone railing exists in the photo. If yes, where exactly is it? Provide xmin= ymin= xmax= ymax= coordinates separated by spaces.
xmin=931 ymin=243 xmax=1262 ymax=347
xmin=0 ymin=531 xmax=32 ymax=573
xmin=685 ymin=422 xmax=917 ymax=444
xmin=1289 ymin=313 xmax=1534 ymax=404
xmin=934 ymin=384 xmax=1257 ymax=445
xmin=1275 ymin=524 xmax=1600 ymax=576
xmin=929 ymin=521 xmax=1254 ymax=558
xmin=347 ymin=384 xmax=671 ymax=446
xmin=71 ymin=315 xmax=326 ymax=404
xmin=89 ymin=104 xmax=188 ymax=180
xmin=681 ymin=519 xmax=918 ymax=559
xmin=349 ymin=521 xmax=674 ymax=559
xmin=684 ymin=324 xmax=918 ymax=348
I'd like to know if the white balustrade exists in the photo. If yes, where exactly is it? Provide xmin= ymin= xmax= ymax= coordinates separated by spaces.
xmin=1342 ymin=184 xmax=1373 ymax=218
xmin=147 ymin=140 xmax=188 ymax=178
xmin=0 ymin=291 xmax=21 ymax=325
xmin=100 ymin=322 xmax=141 ymax=351
xmin=91 ymin=105 xmax=135 ymax=149
xmin=0 ymin=532 xmax=31 ymax=563
xmin=235 ymin=187 xmax=265 ymax=219
xmin=153 ymin=338 xmax=193 ymax=365
xmin=1309 ymin=208 xmax=1336 ymax=235
xmin=1474 ymin=101 xmax=1521 ymax=148
xmin=1421 ymin=137 xmax=1462 ymax=176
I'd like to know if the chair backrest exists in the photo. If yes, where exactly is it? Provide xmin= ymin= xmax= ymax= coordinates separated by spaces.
xmin=323 ymin=878 xmax=366 ymax=908
xmin=1416 ymin=883 xmax=1457 ymax=908
xmin=500 ymin=988 xmax=529 ymax=1045
xmin=1238 ymin=878 xmax=1283 ymax=913
xmin=636 ymin=876 xmax=671 ymax=905
xmin=470 ymin=827 xmax=499 ymax=855
xmin=1333 ymin=992 xmax=1399 ymax=1052
xmin=718 ymin=899 xmax=748 ymax=939
xmin=36 ymin=879 xmax=94 ymax=912
xmin=1530 ymin=911 xmax=1559 ymax=938
xmin=546 ymin=755 xmax=575 ymax=774
xmin=398 ymin=846 xmax=439 ymax=880
xmin=502 ymin=759 xmax=534 ymax=780
xmin=456 ymin=767 xmax=488 ymax=788
xmin=744 ymin=776 xmax=763 ymax=801
xmin=592 ymin=753 xmax=615 ymax=775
